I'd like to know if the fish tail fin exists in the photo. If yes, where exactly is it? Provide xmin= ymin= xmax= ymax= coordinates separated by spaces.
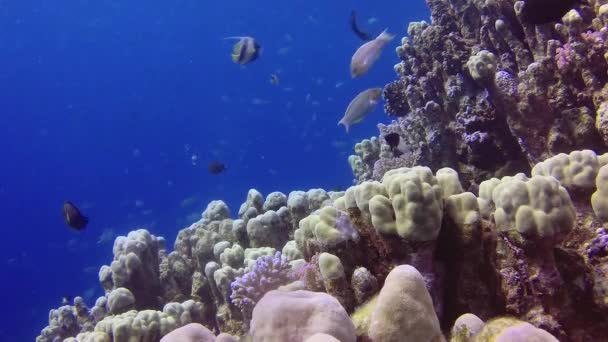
xmin=377 ymin=29 xmax=395 ymax=42
xmin=338 ymin=119 xmax=350 ymax=133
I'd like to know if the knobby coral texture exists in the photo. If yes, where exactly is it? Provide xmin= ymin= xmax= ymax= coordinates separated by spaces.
xmin=350 ymin=0 xmax=608 ymax=188
xmin=36 ymin=1 xmax=608 ymax=341
xmin=230 ymin=251 xmax=294 ymax=317
xmin=37 ymin=150 xmax=608 ymax=342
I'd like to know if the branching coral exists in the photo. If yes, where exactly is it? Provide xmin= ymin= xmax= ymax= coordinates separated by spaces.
xmin=229 ymin=252 xmax=294 ymax=316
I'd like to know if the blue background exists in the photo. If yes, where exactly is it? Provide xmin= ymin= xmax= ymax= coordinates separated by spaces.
xmin=0 ymin=1 xmax=429 ymax=340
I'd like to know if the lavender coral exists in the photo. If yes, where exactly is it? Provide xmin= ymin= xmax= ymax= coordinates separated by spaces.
xmin=230 ymin=252 xmax=294 ymax=316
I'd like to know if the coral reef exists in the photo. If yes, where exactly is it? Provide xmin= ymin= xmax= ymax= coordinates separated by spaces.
xmin=37 ymin=150 xmax=608 ymax=341
xmin=351 ymin=0 xmax=608 ymax=187
xmin=36 ymin=0 xmax=608 ymax=341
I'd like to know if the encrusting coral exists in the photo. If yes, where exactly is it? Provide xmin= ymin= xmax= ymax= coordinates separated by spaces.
xmin=36 ymin=0 xmax=608 ymax=340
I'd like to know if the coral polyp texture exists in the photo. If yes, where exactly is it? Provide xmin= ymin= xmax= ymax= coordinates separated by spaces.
xmin=36 ymin=0 xmax=608 ymax=340
xmin=352 ymin=0 xmax=608 ymax=187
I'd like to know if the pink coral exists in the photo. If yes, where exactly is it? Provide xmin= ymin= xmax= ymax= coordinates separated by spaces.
xmin=160 ymin=323 xmax=215 ymax=342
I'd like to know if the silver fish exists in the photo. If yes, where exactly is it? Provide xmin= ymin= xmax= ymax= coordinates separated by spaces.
xmin=350 ymin=29 xmax=394 ymax=78
xmin=338 ymin=88 xmax=383 ymax=133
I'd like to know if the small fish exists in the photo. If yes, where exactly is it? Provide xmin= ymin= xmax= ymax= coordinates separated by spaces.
xmin=338 ymin=88 xmax=383 ymax=133
xmin=270 ymin=74 xmax=280 ymax=85
xmin=63 ymin=201 xmax=89 ymax=231
xmin=350 ymin=29 xmax=394 ymax=78
xmin=97 ymin=228 xmax=115 ymax=244
xmin=225 ymin=36 xmax=261 ymax=65
xmin=208 ymin=161 xmax=227 ymax=174
xmin=277 ymin=47 xmax=291 ymax=55
xmin=62 ymin=296 xmax=71 ymax=305
xmin=350 ymin=10 xmax=372 ymax=41
xmin=383 ymin=132 xmax=400 ymax=149
xmin=520 ymin=0 xmax=578 ymax=25
xmin=251 ymin=98 xmax=270 ymax=105
xmin=180 ymin=196 xmax=198 ymax=208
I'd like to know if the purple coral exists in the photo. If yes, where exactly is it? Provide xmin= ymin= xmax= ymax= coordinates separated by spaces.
xmin=230 ymin=252 xmax=294 ymax=315
xmin=587 ymin=228 xmax=608 ymax=259
xmin=556 ymin=42 xmax=577 ymax=72
xmin=494 ymin=70 xmax=518 ymax=97
xmin=335 ymin=210 xmax=359 ymax=242
xmin=580 ymin=30 xmax=605 ymax=46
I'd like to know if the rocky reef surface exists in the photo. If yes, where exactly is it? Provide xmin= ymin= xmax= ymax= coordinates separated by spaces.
xmin=37 ymin=150 xmax=608 ymax=341
xmin=37 ymin=0 xmax=608 ymax=341
xmin=350 ymin=0 xmax=608 ymax=187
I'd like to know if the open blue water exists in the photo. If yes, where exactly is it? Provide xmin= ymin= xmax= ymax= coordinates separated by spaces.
xmin=0 ymin=1 xmax=429 ymax=340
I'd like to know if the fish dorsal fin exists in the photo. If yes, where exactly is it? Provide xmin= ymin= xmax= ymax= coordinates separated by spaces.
xmin=376 ymin=29 xmax=395 ymax=42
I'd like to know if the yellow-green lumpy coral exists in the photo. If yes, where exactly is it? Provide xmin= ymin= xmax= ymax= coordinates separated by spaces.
xmin=436 ymin=167 xmax=464 ymax=198
xmin=350 ymin=295 xmax=378 ymax=337
xmin=450 ymin=313 xmax=484 ymax=342
xmin=591 ymin=164 xmax=608 ymax=223
xmin=318 ymin=252 xmax=344 ymax=280
xmin=531 ymin=150 xmax=600 ymax=191
xmin=295 ymin=206 xmax=357 ymax=247
xmin=344 ymin=181 xmax=387 ymax=212
xmin=467 ymin=50 xmax=497 ymax=82
xmin=492 ymin=175 xmax=575 ymax=243
xmin=445 ymin=192 xmax=481 ymax=244
xmin=472 ymin=317 xmax=558 ymax=342
xmin=369 ymin=166 xmax=443 ymax=241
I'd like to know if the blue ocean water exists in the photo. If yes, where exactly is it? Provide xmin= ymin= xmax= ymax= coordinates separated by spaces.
xmin=0 ymin=1 xmax=429 ymax=340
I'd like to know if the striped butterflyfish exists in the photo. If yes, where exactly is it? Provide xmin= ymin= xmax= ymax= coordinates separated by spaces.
xmin=226 ymin=36 xmax=261 ymax=65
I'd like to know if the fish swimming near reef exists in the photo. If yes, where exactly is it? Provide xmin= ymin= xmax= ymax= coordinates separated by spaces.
xmin=338 ymin=88 xmax=383 ymax=133
xmin=208 ymin=161 xmax=227 ymax=174
xmin=270 ymin=74 xmax=279 ymax=85
xmin=520 ymin=0 xmax=579 ymax=25
xmin=383 ymin=132 xmax=400 ymax=149
xmin=63 ymin=201 xmax=88 ymax=231
xmin=225 ymin=36 xmax=261 ymax=65
xmin=350 ymin=29 xmax=394 ymax=78
xmin=350 ymin=10 xmax=372 ymax=41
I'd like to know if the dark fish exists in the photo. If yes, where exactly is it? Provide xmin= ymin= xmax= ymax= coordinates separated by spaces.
xmin=520 ymin=0 xmax=578 ymax=25
xmin=208 ymin=161 xmax=226 ymax=174
xmin=63 ymin=201 xmax=88 ymax=231
xmin=383 ymin=133 xmax=400 ymax=149
xmin=350 ymin=10 xmax=372 ymax=41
